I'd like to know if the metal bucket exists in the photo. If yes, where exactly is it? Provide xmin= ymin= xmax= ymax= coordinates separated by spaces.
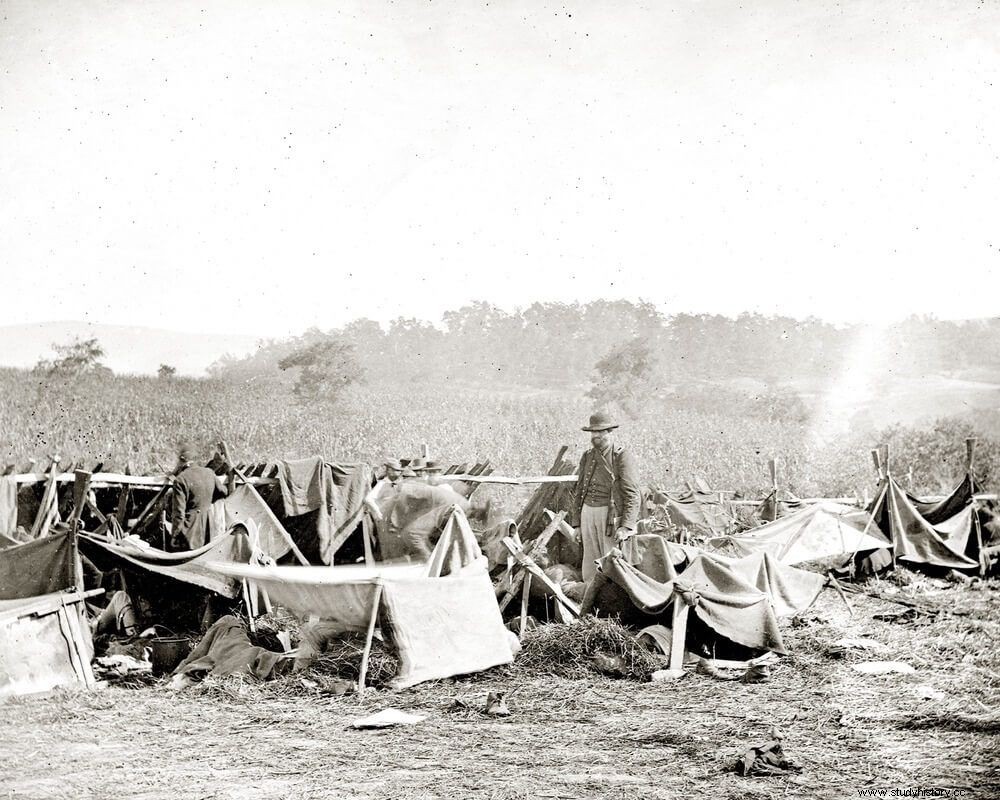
xmin=150 ymin=636 xmax=191 ymax=676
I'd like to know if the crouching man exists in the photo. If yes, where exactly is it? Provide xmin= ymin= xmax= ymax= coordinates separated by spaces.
xmin=570 ymin=412 xmax=641 ymax=581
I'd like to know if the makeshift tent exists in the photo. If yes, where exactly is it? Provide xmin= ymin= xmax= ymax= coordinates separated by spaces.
xmin=755 ymin=489 xmax=805 ymax=523
xmin=209 ymin=506 xmax=516 ymax=690
xmin=0 ymin=590 xmax=100 ymax=698
xmin=0 ymin=532 xmax=80 ymax=600
xmin=79 ymin=531 xmax=254 ymax=599
xmin=855 ymin=460 xmax=983 ymax=573
xmin=642 ymin=488 xmax=736 ymax=538
xmin=709 ymin=502 xmax=889 ymax=566
xmin=586 ymin=535 xmax=825 ymax=657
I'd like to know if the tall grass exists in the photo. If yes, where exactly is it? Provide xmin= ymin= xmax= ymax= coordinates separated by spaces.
xmin=0 ymin=368 xmax=994 ymax=497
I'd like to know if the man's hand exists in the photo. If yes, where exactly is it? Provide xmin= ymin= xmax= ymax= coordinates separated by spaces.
xmin=615 ymin=527 xmax=634 ymax=544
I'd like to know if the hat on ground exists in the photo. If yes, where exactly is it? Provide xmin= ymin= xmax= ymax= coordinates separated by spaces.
xmin=383 ymin=458 xmax=403 ymax=471
xmin=582 ymin=411 xmax=619 ymax=432
xmin=424 ymin=460 xmax=444 ymax=473
xmin=409 ymin=458 xmax=427 ymax=472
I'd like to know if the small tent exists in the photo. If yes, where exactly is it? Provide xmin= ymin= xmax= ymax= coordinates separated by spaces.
xmin=709 ymin=502 xmax=889 ymax=566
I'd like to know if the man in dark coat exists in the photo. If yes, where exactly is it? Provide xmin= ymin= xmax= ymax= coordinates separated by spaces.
xmin=170 ymin=444 xmax=223 ymax=550
xmin=570 ymin=412 xmax=641 ymax=581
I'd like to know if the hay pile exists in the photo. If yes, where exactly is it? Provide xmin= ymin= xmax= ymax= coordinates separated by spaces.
xmin=308 ymin=633 xmax=400 ymax=687
xmin=516 ymin=617 xmax=664 ymax=681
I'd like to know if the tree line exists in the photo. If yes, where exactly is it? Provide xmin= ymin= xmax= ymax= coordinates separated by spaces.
xmin=206 ymin=301 xmax=1000 ymax=392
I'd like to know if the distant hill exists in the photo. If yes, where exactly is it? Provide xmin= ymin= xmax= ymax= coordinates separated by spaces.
xmin=0 ymin=321 xmax=259 ymax=377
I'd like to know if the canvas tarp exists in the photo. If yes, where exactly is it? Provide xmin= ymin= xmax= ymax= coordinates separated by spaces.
xmin=208 ymin=509 xmax=515 ymax=688
xmin=79 ymin=531 xmax=252 ymax=598
xmin=0 ymin=532 xmax=77 ymax=600
xmin=711 ymin=502 xmax=890 ymax=565
xmin=597 ymin=543 xmax=825 ymax=653
xmin=210 ymin=484 xmax=293 ymax=562
xmin=876 ymin=476 xmax=979 ymax=570
xmin=0 ymin=591 xmax=96 ymax=698
xmin=276 ymin=458 xmax=371 ymax=564
xmin=381 ymin=573 xmax=516 ymax=689
xmin=644 ymin=487 xmax=734 ymax=536
xmin=756 ymin=489 xmax=806 ymax=522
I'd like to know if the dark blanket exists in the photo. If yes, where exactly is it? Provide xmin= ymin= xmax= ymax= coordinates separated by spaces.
xmin=0 ymin=532 xmax=76 ymax=600
xmin=277 ymin=458 xmax=371 ymax=564
xmin=174 ymin=615 xmax=285 ymax=679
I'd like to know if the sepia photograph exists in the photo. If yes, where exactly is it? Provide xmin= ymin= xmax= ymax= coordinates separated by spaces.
xmin=1 ymin=1 xmax=998 ymax=798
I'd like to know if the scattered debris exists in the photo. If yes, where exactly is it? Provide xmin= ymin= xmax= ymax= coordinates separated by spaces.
xmin=351 ymin=709 xmax=426 ymax=729
xmin=852 ymin=661 xmax=916 ymax=675
xmin=736 ymin=726 xmax=801 ymax=776
xmin=914 ymin=684 xmax=945 ymax=701
xmin=650 ymin=668 xmax=686 ymax=682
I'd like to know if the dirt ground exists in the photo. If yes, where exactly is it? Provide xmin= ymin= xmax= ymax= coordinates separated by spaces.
xmin=3 ymin=580 xmax=1000 ymax=800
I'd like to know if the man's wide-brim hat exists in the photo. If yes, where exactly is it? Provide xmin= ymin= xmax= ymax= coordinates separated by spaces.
xmin=383 ymin=458 xmax=403 ymax=471
xmin=401 ymin=467 xmax=418 ymax=478
xmin=582 ymin=411 xmax=618 ymax=432
xmin=409 ymin=458 xmax=427 ymax=471
xmin=424 ymin=460 xmax=444 ymax=473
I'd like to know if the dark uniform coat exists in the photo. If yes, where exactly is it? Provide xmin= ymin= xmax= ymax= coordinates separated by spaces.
xmin=171 ymin=465 xmax=221 ymax=549
xmin=569 ymin=444 xmax=641 ymax=531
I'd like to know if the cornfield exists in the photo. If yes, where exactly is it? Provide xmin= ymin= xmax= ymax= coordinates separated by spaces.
xmin=1 ymin=368 xmax=995 ymax=500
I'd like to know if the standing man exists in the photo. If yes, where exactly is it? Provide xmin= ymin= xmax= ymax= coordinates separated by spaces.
xmin=570 ymin=412 xmax=641 ymax=581
xmin=170 ymin=442 xmax=223 ymax=550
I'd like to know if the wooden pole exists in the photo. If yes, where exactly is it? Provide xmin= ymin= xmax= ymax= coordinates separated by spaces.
xmin=357 ymin=583 xmax=383 ymax=696
xmin=519 ymin=574 xmax=532 ymax=638
xmin=496 ymin=511 xmax=566 ymax=609
xmin=767 ymin=458 xmax=778 ymax=521
xmin=361 ymin=514 xmax=375 ymax=566
xmin=669 ymin=595 xmax=690 ymax=672
xmin=500 ymin=537 xmax=580 ymax=618
xmin=826 ymin=571 xmax=854 ymax=616
xmin=29 ymin=458 xmax=61 ymax=539
xmin=69 ymin=470 xmax=92 ymax=532
xmin=966 ymin=438 xmax=977 ymax=473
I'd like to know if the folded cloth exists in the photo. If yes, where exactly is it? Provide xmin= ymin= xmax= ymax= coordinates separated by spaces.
xmin=173 ymin=615 xmax=285 ymax=680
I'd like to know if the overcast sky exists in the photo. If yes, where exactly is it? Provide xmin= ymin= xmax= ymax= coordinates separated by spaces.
xmin=2 ymin=0 xmax=998 ymax=338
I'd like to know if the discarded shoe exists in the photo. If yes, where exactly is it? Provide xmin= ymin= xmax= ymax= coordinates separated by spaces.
xmin=484 ymin=691 xmax=511 ymax=717
xmin=740 ymin=664 xmax=771 ymax=684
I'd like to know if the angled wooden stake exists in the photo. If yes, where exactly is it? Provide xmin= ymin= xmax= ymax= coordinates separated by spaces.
xmin=357 ymin=582 xmax=384 ymax=696
xmin=519 ymin=574 xmax=532 ymax=638
xmin=669 ymin=595 xmax=690 ymax=672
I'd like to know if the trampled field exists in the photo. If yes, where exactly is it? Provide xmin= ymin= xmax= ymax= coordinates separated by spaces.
xmin=3 ymin=578 xmax=999 ymax=800
xmin=3 ymin=368 xmax=1000 ymax=799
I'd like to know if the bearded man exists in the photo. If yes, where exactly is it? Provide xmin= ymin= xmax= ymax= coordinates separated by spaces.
xmin=570 ymin=411 xmax=641 ymax=581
